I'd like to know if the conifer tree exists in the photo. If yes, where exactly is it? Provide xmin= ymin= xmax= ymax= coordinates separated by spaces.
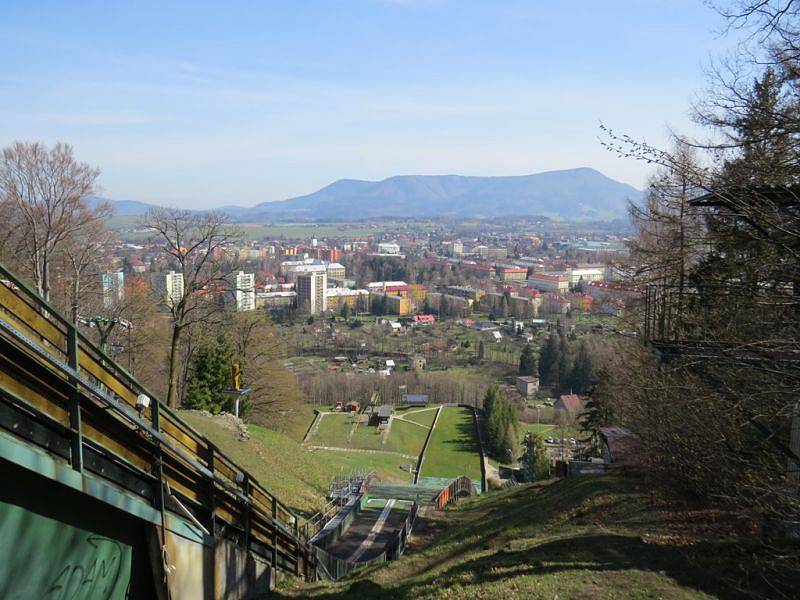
xmin=184 ymin=335 xmax=234 ymax=413
xmin=538 ymin=335 xmax=558 ymax=385
xmin=518 ymin=344 xmax=537 ymax=376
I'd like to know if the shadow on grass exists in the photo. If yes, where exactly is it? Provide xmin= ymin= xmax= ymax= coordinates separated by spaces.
xmin=273 ymin=477 xmax=767 ymax=599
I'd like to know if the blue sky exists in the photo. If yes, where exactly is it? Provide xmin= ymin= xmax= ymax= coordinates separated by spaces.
xmin=1 ymin=1 xmax=735 ymax=208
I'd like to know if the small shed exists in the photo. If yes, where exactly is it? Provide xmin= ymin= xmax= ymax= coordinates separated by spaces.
xmin=375 ymin=404 xmax=393 ymax=425
xmin=599 ymin=427 xmax=641 ymax=465
xmin=515 ymin=376 xmax=540 ymax=397
xmin=404 ymin=394 xmax=429 ymax=406
xmin=345 ymin=401 xmax=360 ymax=413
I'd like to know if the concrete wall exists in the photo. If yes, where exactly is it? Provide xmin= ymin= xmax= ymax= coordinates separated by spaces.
xmin=1 ymin=455 xmax=278 ymax=599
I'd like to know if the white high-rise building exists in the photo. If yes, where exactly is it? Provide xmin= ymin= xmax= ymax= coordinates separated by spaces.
xmin=164 ymin=271 xmax=184 ymax=307
xmin=233 ymin=271 xmax=256 ymax=311
xmin=296 ymin=272 xmax=327 ymax=315
xmin=101 ymin=271 xmax=124 ymax=307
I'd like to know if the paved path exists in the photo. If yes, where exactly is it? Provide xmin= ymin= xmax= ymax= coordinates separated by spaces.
xmin=306 ymin=445 xmax=418 ymax=460
xmin=323 ymin=504 xmax=409 ymax=563
xmin=350 ymin=499 xmax=396 ymax=562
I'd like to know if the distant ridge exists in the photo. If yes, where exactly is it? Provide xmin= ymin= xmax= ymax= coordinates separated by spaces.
xmin=97 ymin=167 xmax=642 ymax=221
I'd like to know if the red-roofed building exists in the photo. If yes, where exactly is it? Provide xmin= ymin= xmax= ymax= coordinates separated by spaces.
xmin=528 ymin=272 xmax=570 ymax=293
xmin=413 ymin=314 xmax=436 ymax=325
xmin=586 ymin=281 xmax=643 ymax=303
xmin=497 ymin=265 xmax=528 ymax=282
xmin=463 ymin=263 xmax=494 ymax=278
xmin=554 ymin=394 xmax=585 ymax=420
xmin=541 ymin=293 xmax=571 ymax=315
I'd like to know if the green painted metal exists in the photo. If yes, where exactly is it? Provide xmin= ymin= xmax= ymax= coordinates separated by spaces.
xmin=0 ymin=429 xmax=207 ymax=544
xmin=0 ymin=500 xmax=132 ymax=599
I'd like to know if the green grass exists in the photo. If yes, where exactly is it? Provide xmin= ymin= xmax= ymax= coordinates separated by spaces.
xmin=383 ymin=419 xmax=429 ymax=456
xmin=419 ymin=407 xmax=482 ymax=483
xmin=284 ymin=476 xmax=748 ymax=599
xmin=349 ymin=422 xmax=387 ymax=451
xmin=180 ymin=410 xmax=335 ymax=516
xmin=309 ymin=449 xmax=415 ymax=485
xmin=400 ymin=408 xmax=438 ymax=428
xmin=308 ymin=410 xmax=431 ymax=458
xmin=524 ymin=423 xmax=554 ymax=436
xmin=311 ymin=413 xmax=356 ymax=447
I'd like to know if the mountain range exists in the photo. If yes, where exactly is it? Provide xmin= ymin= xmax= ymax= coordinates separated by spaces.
xmin=97 ymin=167 xmax=642 ymax=221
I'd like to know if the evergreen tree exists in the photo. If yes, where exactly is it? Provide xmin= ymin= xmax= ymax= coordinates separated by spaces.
xmin=578 ymin=369 xmax=614 ymax=454
xmin=522 ymin=432 xmax=549 ymax=481
xmin=538 ymin=335 xmax=558 ymax=385
xmin=340 ymin=301 xmax=351 ymax=320
xmin=183 ymin=335 xmax=234 ymax=413
xmin=569 ymin=342 xmax=593 ymax=394
xmin=556 ymin=335 xmax=571 ymax=393
xmin=483 ymin=386 xmax=519 ymax=463
xmin=518 ymin=344 xmax=537 ymax=376
xmin=502 ymin=425 xmax=519 ymax=464
xmin=477 ymin=340 xmax=485 ymax=360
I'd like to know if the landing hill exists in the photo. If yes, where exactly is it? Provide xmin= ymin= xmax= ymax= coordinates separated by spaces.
xmin=284 ymin=476 xmax=761 ymax=599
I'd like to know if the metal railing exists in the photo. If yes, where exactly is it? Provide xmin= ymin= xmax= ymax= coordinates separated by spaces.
xmin=0 ymin=263 xmax=315 ymax=580
xmin=313 ymin=498 xmax=419 ymax=580
xmin=643 ymin=283 xmax=800 ymax=363
xmin=434 ymin=475 xmax=477 ymax=509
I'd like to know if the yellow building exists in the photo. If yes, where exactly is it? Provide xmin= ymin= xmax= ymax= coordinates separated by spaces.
xmin=369 ymin=291 xmax=411 ymax=316
xmin=325 ymin=288 xmax=368 ymax=312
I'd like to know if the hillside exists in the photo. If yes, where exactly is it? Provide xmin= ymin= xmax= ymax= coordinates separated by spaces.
xmin=94 ymin=167 xmax=642 ymax=221
xmin=179 ymin=410 xmax=333 ymax=516
xmin=180 ymin=408 xmax=427 ymax=515
xmin=241 ymin=168 xmax=641 ymax=221
xmin=284 ymin=476 xmax=760 ymax=599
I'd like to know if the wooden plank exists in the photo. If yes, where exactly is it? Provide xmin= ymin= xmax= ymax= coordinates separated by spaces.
xmin=78 ymin=350 xmax=138 ymax=407
xmin=161 ymin=415 xmax=203 ymax=456
xmin=0 ymin=286 xmax=66 ymax=350
xmin=0 ymin=363 xmax=69 ymax=427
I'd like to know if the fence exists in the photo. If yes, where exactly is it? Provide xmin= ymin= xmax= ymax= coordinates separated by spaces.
xmin=0 ymin=263 xmax=314 ymax=580
xmin=414 ymin=405 xmax=442 ymax=483
xmin=434 ymin=475 xmax=477 ymax=509
xmin=313 ymin=497 xmax=419 ymax=580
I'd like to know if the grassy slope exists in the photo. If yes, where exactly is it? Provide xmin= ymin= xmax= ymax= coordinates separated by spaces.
xmin=308 ymin=449 xmax=415 ymax=485
xmin=420 ymin=407 xmax=482 ymax=482
xmin=308 ymin=412 xmax=430 ymax=457
xmin=180 ymin=410 xmax=335 ymax=516
xmin=401 ymin=407 xmax=438 ymax=428
xmin=311 ymin=413 xmax=354 ymax=447
xmin=284 ymin=476 xmax=741 ymax=599
xmin=384 ymin=419 xmax=429 ymax=456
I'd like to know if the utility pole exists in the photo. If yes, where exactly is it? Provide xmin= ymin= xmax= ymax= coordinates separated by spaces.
xmin=78 ymin=315 xmax=132 ymax=355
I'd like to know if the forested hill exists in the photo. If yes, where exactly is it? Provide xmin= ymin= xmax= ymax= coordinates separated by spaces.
xmin=95 ymin=167 xmax=642 ymax=221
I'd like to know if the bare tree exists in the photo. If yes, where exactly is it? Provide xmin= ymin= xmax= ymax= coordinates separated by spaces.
xmin=62 ymin=219 xmax=114 ymax=323
xmin=143 ymin=207 xmax=240 ymax=408
xmin=0 ymin=142 xmax=104 ymax=302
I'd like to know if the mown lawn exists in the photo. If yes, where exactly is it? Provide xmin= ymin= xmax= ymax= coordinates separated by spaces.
xmin=308 ymin=410 xmax=432 ymax=458
xmin=384 ymin=419 xmax=429 ymax=456
xmin=310 ymin=413 xmax=355 ymax=447
xmin=282 ymin=476 xmax=753 ymax=599
xmin=400 ymin=407 xmax=438 ymax=428
xmin=309 ymin=449 xmax=415 ymax=485
xmin=419 ymin=407 xmax=482 ymax=483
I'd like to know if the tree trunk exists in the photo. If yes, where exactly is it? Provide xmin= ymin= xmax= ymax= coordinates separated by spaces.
xmin=167 ymin=324 xmax=183 ymax=408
